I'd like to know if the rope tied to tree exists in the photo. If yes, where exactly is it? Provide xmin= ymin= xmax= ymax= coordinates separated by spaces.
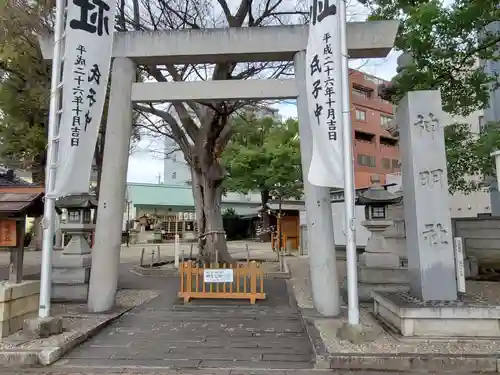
xmin=198 ymin=230 xmax=226 ymax=239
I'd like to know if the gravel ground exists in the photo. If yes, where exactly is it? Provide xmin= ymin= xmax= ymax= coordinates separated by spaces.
xmin=287 ymin=256 xmax=500 ymax=356
xmin=287 ymin=256 xmax=347 ymax=309
xmin=315 ymin=310 xmax=500 ymax=355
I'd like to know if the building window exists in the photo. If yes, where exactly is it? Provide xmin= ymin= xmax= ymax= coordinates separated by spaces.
xmin=392 ymin=159 xmax=401 ymax=169
xmin=357 ymin=154 xmax=376 ymax=167
xmin=354 ymin=130 xmax=375 ymax=143
xmin=352 ymin=85 xmax=372 ymax=99
xmin=355 ymin=109 xmax=367 ymax=121
xmin=380 ymin=115 xmax=393 ymax=127
xmin=382 ymin=158 xmax=391 ymax=169
xmin=380 ymin=136 xmax=398 ymax=147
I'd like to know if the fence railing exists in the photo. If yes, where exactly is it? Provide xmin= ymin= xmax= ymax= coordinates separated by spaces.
xmin=178 ymin=261 xmax=266 ymax=304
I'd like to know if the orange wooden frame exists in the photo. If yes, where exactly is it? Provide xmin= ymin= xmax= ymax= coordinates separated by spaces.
xmin=178 ymin=261 xmax=266 ymax=304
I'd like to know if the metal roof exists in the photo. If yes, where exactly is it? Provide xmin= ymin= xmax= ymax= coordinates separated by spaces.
xmin=127 ymin=183 xmax=264 ymax=207
xmin=0 ymin=192 xmax=44 ymax=215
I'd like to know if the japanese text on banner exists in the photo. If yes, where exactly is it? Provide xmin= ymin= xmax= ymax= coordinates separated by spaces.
xmin=305 ymin=0 xmax=344 ymax=188
xmin=54 ymin=0 xmax=116 ymax=198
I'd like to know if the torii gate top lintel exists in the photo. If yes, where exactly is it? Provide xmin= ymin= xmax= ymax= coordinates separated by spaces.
xmin=38 ymin=21 xmax=399 ymax=64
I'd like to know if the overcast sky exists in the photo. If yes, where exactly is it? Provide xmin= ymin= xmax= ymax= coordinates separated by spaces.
xmin=127 ymin=2 xmax=401 ymax=184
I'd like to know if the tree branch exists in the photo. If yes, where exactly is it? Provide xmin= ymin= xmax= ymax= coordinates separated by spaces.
xmin=134 ymin=104 xmax=193 ymax=164
xmin=216 ymin=0 xmax=234 ymax=25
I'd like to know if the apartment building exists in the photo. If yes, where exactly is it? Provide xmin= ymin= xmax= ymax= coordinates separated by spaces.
xmin=349 ymin=70 xmax=399 ymax=187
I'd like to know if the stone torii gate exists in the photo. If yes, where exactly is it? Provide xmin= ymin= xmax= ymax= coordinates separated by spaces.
xmin=39 ymin=22 xmax=398 ymax=314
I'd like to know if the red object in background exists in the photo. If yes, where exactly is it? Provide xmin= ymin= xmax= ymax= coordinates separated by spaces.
xmin=349 ymin=69 xmax=400 ymax=187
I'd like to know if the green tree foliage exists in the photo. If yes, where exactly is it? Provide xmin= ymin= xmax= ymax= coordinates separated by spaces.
xmin=0 ymin=1 xmax=52 ymax=183
xmin=222 ymin=113 xmax=302 ymax=205
xmin=445 ymin=122 xmax=500 ymax=193
xmin=368 ymin=0 xmax=500 ymax=117
xmin=369 ymin=0 xmax=500 ymax=191
xmin=444 ymin=123 xmax=480 ymax=193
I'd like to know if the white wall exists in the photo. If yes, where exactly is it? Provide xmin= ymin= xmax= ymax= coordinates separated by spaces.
xmin=386 ymin=172 xmax=492 ymax=219
xmin=450 ymin=189 xmax=491 ymax=218
xmin=299 ymin=203 xmax=370 ymax=247
xmin=331 ymin=203 xmax=370 ymax=247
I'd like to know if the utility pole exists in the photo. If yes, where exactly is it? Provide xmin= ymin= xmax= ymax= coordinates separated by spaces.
xmin=40 ymin=0 xmax=66 ymax=318
xmin=126 ymin=200 xmax=131 ymax=247
xmin=339 ymin=0 xmax=360 ymax=326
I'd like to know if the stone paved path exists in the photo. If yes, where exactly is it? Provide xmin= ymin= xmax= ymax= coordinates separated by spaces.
xmin=54 ymin=278 xmax=314 ymax=370
xmin=0 ymin=370 xmax=339 ymax=374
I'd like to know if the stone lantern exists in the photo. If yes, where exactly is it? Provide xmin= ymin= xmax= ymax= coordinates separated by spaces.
xmin=52 ymin=193 xmax=97 ymax=302
xmin=355 ymin=175 xmax=409 ymax=301
xmin=359 ymin=175 xmax=401 ymax=261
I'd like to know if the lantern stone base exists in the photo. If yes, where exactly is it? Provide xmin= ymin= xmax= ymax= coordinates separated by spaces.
xmin=351 ymin=244 xmax=410 ymax=302
xmin=52 ymin=249 xmax=91 ymax=303
xmin=345 ymin=266 xmax=409 ymax=302
xmin=372 ymin=291 xmax=500 ymax=337
xmin=0 ymin=280 xmax=40 ymax=338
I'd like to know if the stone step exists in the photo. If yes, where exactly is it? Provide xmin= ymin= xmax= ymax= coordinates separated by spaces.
xmin=48 ymin=362 xmax=330 ymax=375
xmin=52 ymin=358 xmax=315 ymax=370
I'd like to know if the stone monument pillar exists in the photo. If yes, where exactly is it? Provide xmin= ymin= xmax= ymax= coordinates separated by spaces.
xmin=370 ymin=90 xmax=490 ymax=338
xmin=52 ymin=194 xmax=97 ymax=302
xmin=398 ymin=90 xmax=457 ymax=301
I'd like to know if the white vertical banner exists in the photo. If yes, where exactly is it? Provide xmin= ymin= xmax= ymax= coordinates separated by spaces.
xmin=454 ymin=237 xmax=466 ymax=293
xmin=306 ymin=0 xmax=344 ymax=188
xmin=54 ymin=0 xmax=117 ymax=197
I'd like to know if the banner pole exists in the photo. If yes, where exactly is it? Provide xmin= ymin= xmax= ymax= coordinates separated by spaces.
xmin=338 ymin=0 xmax=360 ymax=325
xmin=39 ymin=0 xmax=66 ymax=318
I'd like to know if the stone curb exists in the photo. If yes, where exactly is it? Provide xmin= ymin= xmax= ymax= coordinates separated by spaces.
xmin=328 ymin=353 xmax=499 ymax=373
xmin=133 ymin=262 xmax=291 ymax=279
xmin=0 ymin=307 xmax=130 ymax=367
xmin=301 ymin=314 xmax=500 ymax=373
xmin=42 ymin=365 xmax=339 ymax=374
xmin=284 ymin=279 xmax=329 ymax=370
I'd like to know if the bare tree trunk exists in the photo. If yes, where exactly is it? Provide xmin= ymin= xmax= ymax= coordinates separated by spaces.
xmin=191 ymin=166 xmax=206 ymax=257
xmin=192 ymin=168 xmax=233 ymax=264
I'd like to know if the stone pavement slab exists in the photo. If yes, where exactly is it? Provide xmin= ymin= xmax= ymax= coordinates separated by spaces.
xmin=0 ymin=290 xmax=159 ymax=367
xmin=0 ymin=368 xmax=489 ymax=374
xmin=56 ymin=278 xmax=314 ymax=370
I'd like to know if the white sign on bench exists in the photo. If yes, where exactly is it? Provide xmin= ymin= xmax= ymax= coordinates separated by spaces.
xmin=203 ymin=269 xmax=234 ymax=283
